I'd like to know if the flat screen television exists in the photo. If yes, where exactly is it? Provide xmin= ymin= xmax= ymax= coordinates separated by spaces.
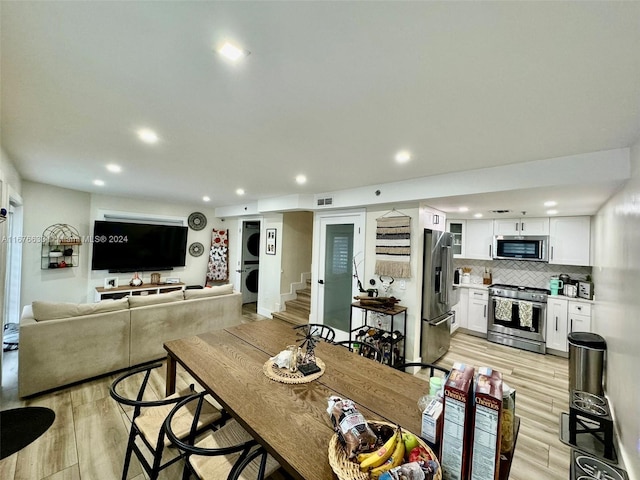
xmin=91 ymin=220 xmax=188 ymax=272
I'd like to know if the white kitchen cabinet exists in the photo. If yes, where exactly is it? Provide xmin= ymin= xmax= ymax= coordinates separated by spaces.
xmin=420 ymin=204 xmax=446 ymax=232
xmin=446 ymin=220 xmax=465 ymax=258
xmin=546 ymin=297 xmax=569 ymax=352
xmin=467 ymin=289 xmax=488 ymax=336
xmin=493 ymin=217 xmax=549 ymax=236
xmin=452 ymin=287 xmax=469 ymax=331
xmin=463 ymin=219 xmax=494 ymax=260
xmin=568 ymin=301 xmax=592 ymax=333
xmin=549 ymin=216 xmax=591 ymax=266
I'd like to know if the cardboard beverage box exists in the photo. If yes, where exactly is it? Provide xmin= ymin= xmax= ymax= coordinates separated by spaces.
xmin=421 ymin=395 xmax=444 ymax=457
xmin=470 ymin=367 xmax=504 ymax=480
xmin=440 ymin=363 xmax=475 ymax=480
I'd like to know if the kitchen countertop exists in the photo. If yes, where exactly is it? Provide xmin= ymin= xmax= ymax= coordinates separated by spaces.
xmin=453 ymin=284 xmax=595 ymax=303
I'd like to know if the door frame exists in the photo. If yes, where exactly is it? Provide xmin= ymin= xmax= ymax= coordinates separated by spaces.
xmin=310 ymin=209 xmax=365 ymax=339
xmin=233 ymin=216 xmax=262 ymax=299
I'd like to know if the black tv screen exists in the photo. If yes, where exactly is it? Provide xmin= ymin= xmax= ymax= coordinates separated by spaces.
xmin=91 ymin=221 xmax=188 ymax=272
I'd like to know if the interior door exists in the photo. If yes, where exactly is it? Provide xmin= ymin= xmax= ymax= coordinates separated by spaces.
xmin=314 ymin=211 xmax=365 ymax=340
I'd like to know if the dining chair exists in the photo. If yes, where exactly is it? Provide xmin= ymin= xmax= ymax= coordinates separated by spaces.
xmin=164 ymin=392 xmax=281 ymax=480
xmin=334 ymin=340 xmax=383 ymax=363
xmin=292 ymin=323 xmax=336 ymax=343
xmin=109 ymin=363 xmax=224 ymax=480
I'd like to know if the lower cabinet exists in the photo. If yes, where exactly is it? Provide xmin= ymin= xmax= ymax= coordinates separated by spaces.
xmin=468 ymin=289 xmax=489 ymax=335
xmin=452 ymin=287 xmax=469 ymax=332
xmin=546 ymin=297 xmax=569 ymax=351
xmin=546 ymin=297 xmax=592 ymax=354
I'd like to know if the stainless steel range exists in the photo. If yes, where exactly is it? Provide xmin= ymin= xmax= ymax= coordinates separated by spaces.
xmin=487 ymin=284 xmax=549 ymax=354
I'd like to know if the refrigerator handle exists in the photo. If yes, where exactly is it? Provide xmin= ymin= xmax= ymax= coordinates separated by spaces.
xmin=441 ymin=245 xmax=451 ymax=305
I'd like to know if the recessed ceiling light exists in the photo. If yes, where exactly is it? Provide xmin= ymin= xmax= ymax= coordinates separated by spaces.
xmin=459 ymin=207 xmax=469 ymax=213
xmin=474 ymin=213 xmax=483 ymax=218
xmin=546 ymin=209 xmax=558 ymax=215
xmin=137 ymin=128 xmax=159 ymax=144
xmin=106 ymin=163 xmax=122 ymax=173
xmin=218 ymin=42 xmax=249 ymax=61
xmin=395 ymin=150 xmax=411 ymax=163
xmin=202 ymin=196 xmax=210 ymax=202
xmin=236 ymin=188 xmax=245 ymax=196
xmin=295 ymin=175 xmax=307 ymax=185
xmin=93 ymin=179 xmax=105 ymax=186
xmin=544 ymin=201 xmax=557 ymax=207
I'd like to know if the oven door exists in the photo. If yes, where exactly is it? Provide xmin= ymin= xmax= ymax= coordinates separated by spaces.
xmin=487 ymin=295 xmax=546 ymax=343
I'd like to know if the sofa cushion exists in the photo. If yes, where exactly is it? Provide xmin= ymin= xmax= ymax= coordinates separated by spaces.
xmin=32 ymin=297 xmax=129 ymax=321
xmin=128 ymin=290 xmax=184 ymax=308
xmin=184 ymin=284 xmax=233 ymax=300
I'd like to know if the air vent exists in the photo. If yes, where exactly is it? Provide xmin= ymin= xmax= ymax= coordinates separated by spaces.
xmin=317 ymin=197 xmax=333 ymax=206
xmin=491 ymin=210 xmax=511 ymax=214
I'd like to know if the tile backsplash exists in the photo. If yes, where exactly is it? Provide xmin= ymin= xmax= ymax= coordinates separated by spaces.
xmin=453 ymin=259 xmax=592 ymax=289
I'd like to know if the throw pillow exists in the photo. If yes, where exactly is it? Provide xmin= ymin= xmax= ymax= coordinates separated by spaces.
xmin=32 ymin=297 xmax=129 ymax=321
xmin=184 ymin=283 xmax=234 ymax=300
xmin=128 ymin=290 xmax=184 ymax=308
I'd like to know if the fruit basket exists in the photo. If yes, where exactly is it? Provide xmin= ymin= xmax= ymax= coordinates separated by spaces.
xmin=327 ymin=420 xmax=441 ymax=480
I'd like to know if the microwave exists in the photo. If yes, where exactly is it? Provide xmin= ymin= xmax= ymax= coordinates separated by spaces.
xmin=493 ymin=235 xmax=549 ymax=262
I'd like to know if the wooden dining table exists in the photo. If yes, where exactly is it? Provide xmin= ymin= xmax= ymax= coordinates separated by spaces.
xmin=163 ymin=318 xmax=432 ymax=480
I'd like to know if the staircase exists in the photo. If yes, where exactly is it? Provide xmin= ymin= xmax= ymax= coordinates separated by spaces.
xmin=272 ymin=281 xmax=311 ymax=326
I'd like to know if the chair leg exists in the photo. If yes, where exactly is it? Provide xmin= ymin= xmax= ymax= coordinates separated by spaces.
xmin=149 ymin=443 xmax=163 ymax=480
xmin=121 ymin=428 xmax=137 ymax=480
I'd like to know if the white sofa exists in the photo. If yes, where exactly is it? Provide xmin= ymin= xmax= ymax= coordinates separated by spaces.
xmin=19 ymin=285 xmax=243 ymax=397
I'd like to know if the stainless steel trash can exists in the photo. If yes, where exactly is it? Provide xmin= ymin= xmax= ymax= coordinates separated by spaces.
xmin=568 ymin=332 xmax=606 ymax=396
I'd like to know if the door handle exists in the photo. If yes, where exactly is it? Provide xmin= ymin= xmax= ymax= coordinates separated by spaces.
xmin=318 ymin=279 xmax=324 ymax=284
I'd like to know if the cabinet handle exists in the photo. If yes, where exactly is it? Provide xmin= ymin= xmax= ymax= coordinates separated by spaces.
xmin=489 ymin=245 xmax=492 ymax=257
xmin=551 ymin=246 xmax=554 ymax=260
xmin=521 ymin=222 xmax=525 ymax=231
xmin=484 ymin=305 xmax=487 ymax=318
xmin=576 ymin=306 xmax=582 ymax=311
xmin=555 ymin=316 xmax=558 ymax=331
xmin=515 ymin=222 xmax=519 ymax=232
xmin=570 ymin=319 xmax=573 ymax=332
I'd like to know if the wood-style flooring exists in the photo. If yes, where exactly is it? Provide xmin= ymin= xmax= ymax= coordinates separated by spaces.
xmin=1 ymin=307 xmax=569 ymax=480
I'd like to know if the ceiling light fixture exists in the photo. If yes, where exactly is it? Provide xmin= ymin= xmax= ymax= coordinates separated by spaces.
xmin=474 ymin=213 xmax=483 ymax=218
xmin=137 ymin=128 xmax=159 ymax=144
xmin=218 ymin=42 xmax=249 ymax=61
xmin=236 ymin=188 xmax=245 ymax=196
xmin=544 ymin=201 xmax=557 ymax=207
xmin=459 ymin=207 xmax=469 ymax=213
xmin=395 ymin=150 xmax=411 ymax=163
xmin=202 ymin=196 xmax=210 ymax=202
xmin=295 ymin=174 xmax=307 ymax=185
xmin=106 ymin=163 xmax=122 ymax=173
xmin=93 ymin=179 xmax=105 ymax=186
xmin=546 ymin=209 xmax=559 ymax=215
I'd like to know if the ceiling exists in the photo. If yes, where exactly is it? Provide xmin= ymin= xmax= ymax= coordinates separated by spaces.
xmin=2 ymin=2 xmax=640 ymax=215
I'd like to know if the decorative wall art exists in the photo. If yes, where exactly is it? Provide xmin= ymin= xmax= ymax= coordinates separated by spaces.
xmin=189 ymin=242 xmax=204 ymax=257
xmin=188 ymin=212 xmax=207 ymax=231
xmin=104 ymin=277 xmax=119 ymax=289
xmin=374 ymin=213 xmax=412 ymax=278
xmin=266 ymin=228 xmax=277 ymax=255
xmin=206 ymin=228 xmax=229 ymax=284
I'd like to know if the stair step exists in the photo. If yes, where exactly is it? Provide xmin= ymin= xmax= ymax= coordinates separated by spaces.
xmin=272 ymin=311 xmax=309 ymax=326
xmin=296 ymin=288 xmax=311 ymax=300
xmin=285 ymin=299 xmax=310 ymax=316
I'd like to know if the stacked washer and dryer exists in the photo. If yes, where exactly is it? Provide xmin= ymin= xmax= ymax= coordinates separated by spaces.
xmin=241 ymin=221 xmax=260 ymax=304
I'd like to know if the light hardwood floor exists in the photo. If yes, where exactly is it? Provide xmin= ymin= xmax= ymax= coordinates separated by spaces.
xmin=1 ymin=311 xmax=570 ymax=480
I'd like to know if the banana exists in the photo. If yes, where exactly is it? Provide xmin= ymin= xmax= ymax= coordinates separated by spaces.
xmin=359 ymin=428 xmax=399 ymax=472
xmin=356 ymin=450 xmax=376 ymax=463
xmin=369 ymin=433 xmax=405 ymax=479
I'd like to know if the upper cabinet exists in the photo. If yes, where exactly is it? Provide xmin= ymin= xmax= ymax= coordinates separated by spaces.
xmin=549 ymin=216 xmax=591 ymax=266
xmin=464 ymin=219 xmax=494 ymax=260
xmin=446 ymin=220 xmax=465 ymax=258
xmin=493 ymin=217 xmax=549 ymax=236
xmin=420 ymin=204 xmax=446 ymax=232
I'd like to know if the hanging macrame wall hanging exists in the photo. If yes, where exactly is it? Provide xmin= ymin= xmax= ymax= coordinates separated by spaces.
xmin=205 ymin=228 xmax=229 ymax=284
xmin=374 ymin=213 xmax=412 ymax=278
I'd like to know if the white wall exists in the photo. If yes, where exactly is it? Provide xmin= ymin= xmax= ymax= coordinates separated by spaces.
xmin=20 ymin=182 xmax=224 ymax=305
xmin=258 ymin=213 xmax=283 ymax=317
xmin=592 ymin=139 xmax=640 ymax=479
xmin=363 ymin=207 xmax=422 ymax=362
xmin=280 ymin=211 xmax=313 ymax=294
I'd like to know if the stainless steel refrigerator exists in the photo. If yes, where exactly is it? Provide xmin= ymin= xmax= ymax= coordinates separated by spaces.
xmin=420 ymin=229 xmax=456 ymax=363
